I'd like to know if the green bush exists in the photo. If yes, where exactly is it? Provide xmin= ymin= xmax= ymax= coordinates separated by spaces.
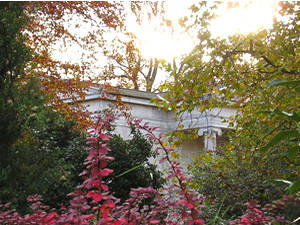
xmin=190 ymin=80 xmax=300 ymax=219
xmin=0 ymin=106 xmax=88 ymax=214
xmin=106 ymin=128 xmax=165 ymax=202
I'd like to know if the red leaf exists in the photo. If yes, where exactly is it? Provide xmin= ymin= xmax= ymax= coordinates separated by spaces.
xmin=87 ymin=191 xmax=96 ymax=198
xmin=112 ymin=220 xmax=123 ymax=225
xmin=106 ymin=201 xmax=115 ymax=208
xmin=93 ymin=180 xmax=100 ymax=188
xmin=187 ymin=203 xmax=194 ymax=209
xmin=100 ymin=160 xmax=107 ymax=168
xmin=159 ymin=156 xmax=167 ymax=163
xmin=150 ymin=220 xmax=160 ymax=224
xmin=87 ymin=191 xmax=103 ymax=202
xmin=79 ymin=170 xmax=88 ymax=176
xmin=93 ymin=193 xmax=103 ymax=202
xmin=99 ymin=133 xmax=112 ymax=141
xmin=194 ymin=219 xmax=205 ymax=224
xmin=100 ymin=169 xmax=114 ymax=176
xmin=99 ymin=145 xmax=110 ymax=154
xmin=177 ymin=200 xmax=187 ymax=204
xmin=91 ymin=168 xmax=99 ymax=177
xmin=101 ymin=184 xmax=109 ymax=191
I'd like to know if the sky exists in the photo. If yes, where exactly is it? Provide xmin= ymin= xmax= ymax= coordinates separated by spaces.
xmin=51 ymin=1 xmax=281 ymax=86
xmin=128 ymin=0 xmax=280 ymax=61
xmin=127 ymin=0 xmax=280 ymax=87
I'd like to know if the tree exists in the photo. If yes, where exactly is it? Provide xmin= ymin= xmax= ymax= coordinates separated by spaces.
xmin=93 ymin=107 xmax=164 ymax=202
xmin=0 ymin=2 xmax=88 ymax=213
xmin=0 ymin=107 xmax=208 ymax=224
xmin=0 ymin=2 xmax=196 ymax=223
xmin=98 ymin=2 xmax=166 ymax=92
xmin=17 ymin=2 xmax=167 ymax=129
xmin=106 ymin=128 xmax=164 ymax=202
xmin=0 ymin=1 xmax=32 ymax=183
xmin=1 ymin=107 xmax=88 ymax=214
xmin=156 ymin=1 xmax=300 ymax=217
xmin=100 ymin=36 xmax=160 ymax=92
xmin=21 ymin=1 xmax=127 ymax=128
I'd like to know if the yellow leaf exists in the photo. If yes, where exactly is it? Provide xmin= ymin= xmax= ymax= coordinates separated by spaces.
xmin=171 ymin=152 xmax=180 ymax=159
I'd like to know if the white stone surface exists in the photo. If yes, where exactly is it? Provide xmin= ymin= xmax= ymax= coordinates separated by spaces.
xmin=80 ymin=87 xmax=236 ymax=169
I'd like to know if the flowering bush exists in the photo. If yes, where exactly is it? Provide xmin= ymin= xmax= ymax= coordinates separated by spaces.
xmin=230 ymin=194 xmax=300 ymax=225
xmin=1 ymin=110 xmax=299 ymax=224
xmin=0 ymin=112 xmax=206 ymax=224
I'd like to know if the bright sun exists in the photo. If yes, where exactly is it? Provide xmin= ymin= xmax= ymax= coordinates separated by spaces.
xmin=128 ymin=0 xmax=280 ymax=62
xmin=210 ymin=0 xmax=280 ymax=37
xmin=126 ymin=1 xmax=195 ymax=62
xmin=129 ymin=19 xmax=195 ymax=63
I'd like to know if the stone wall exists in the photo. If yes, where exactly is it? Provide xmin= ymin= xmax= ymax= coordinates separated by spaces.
xmin=80 ymin=87 xmax=236 ymax=169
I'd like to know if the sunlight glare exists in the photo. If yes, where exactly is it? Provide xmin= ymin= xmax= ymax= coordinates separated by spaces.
xmin=210 ymin=1 xmax=280 ymax=37
xmin=126 ymin=1 xmax=195 ymax=62
xmin=134 ymin=21 xmax=194 ymax=62
xmin=127 ymin=1 xmax=280 ymax=61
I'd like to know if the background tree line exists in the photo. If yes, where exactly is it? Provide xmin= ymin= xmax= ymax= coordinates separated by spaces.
xmin=0 ymin=1 xmax=299 ymax=222
xmin=156 ymin=1 xmax=299 ymax=221
xmin=0 ymin=2 xmax=163 ymax=214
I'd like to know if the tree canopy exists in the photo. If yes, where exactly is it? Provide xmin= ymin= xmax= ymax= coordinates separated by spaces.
xmin=0 ymin=3 xmax=89 ymax=213
xmin=0 ymin=1 xmax=299 ymax=223
xmin=21 ymin=2 xmax=166 ymax=129
xmin=156 ymin=1 xmax=300 ymax=217
xmin=0 ymin=3 xmax=166 ymax=214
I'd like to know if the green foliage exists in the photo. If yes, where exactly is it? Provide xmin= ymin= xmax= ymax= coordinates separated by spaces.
xmin=260 ymin=80 xmax=300 ymax=195
xmin=0 ymin=2 xmax=30 ymax=91
xmin=0 ymin=2 xmax=88 ymax=214
xmin=190 ymin=143 xmax=291 ymax=217
xmin=157 ymin=1 xmax=300 ymax=219
xmin=0 ymin=2 xmax=34 ymax=210
xmin=0 ymin=1 xmax=31 ymax=165
xmin=0 ymin=101 xmax=88 ymax=214
xmin=200 ymin=198 xmax=232 ymax=225
xmin=190 ymin=78 xmax=299 ymax=217
xmin=106 ymin=128 xmax=164 ymax=202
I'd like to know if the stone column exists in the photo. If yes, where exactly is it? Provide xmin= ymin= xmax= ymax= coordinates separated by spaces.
xmin=198 ymin=127 xmax=222 ymax=157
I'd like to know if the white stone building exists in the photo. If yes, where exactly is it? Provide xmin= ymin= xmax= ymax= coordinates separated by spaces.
xmin=82 ymin=87 xmax=236 ymax=169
